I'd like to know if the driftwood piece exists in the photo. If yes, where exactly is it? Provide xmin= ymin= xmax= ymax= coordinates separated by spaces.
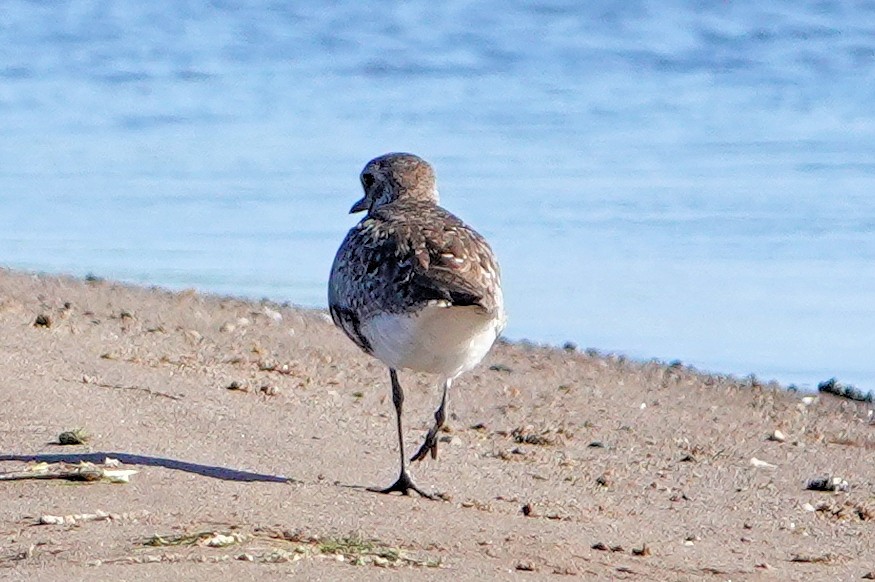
xmin=0 ymin=460 xmax=137 ymax=483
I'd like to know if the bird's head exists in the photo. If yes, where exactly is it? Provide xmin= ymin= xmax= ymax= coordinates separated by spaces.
xmin=350 ymin=152 xmax=439 ymax=214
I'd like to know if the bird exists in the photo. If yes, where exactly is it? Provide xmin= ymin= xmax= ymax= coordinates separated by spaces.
xmin=328 ymin=152 xmax=506 ymax=498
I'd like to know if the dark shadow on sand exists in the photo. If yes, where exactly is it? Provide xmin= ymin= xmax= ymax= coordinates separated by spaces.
xmin=0 ymin=452 xmax=295 ymax=483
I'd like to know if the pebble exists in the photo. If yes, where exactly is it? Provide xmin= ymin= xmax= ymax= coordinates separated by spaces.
xmin=768 ymin=429 xmax=786 ymax=442
xmin=33 ymin=313 xmax=52 ymax=327
xmin=263 ymin=307 xmax=283 ymax=321
xmin=805 ymin=476 xmax=849 ymax=492
xmin=749 ymin=457 xmax=777 ymax=469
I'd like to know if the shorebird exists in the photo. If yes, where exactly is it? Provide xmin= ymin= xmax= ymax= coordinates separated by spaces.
xmin=328 ymin=153 xmax=506 ymax=498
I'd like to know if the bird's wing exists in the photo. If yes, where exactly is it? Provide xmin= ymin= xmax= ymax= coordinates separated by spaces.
xmin=397 ymin=208 xmax=502 ymax=313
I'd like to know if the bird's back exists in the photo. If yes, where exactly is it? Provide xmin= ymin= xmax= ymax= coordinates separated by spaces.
xmin=329 ymin=199 xmax=505 ymax=375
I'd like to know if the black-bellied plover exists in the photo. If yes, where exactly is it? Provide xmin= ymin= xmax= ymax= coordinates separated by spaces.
xmin=328 ymin=153 xmax=506 ymax=498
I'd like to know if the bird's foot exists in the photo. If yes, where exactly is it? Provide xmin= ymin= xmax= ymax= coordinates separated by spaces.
xmin=410 ymin=428 xmax=439 ymax=462
xmin=368 ymin=470 xmax=436 ymax=499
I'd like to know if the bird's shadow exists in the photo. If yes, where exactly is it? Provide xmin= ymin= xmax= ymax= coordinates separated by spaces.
xmin=0 ymin=452 xmax=294 ymax=483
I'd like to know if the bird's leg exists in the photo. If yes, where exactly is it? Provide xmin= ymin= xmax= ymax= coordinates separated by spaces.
xmin=368 ymin=369 xmax=435 ymax=499
xmin=411 ymin=378 xmax=450 ymax=462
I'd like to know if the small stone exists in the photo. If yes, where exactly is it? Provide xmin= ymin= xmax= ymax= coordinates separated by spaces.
xmin=259 ymin=385 xmax=280 ymax=396
xmin=632 ymin=544 xmax=651 ymax=557
xmin=805 ymin=476 xmax=849 ymax=492
xmin=768 ymin=429 xmax=786 ymax=442
xmin=750 ymin=457 xmax=777 ymax=469
xmin=58 ymin=428 xmax=89 ymax=445
xmin=226 ymin=381 xmax=248 ymax=392
xmin=521 ymin=503 xmax=533 ymax=516
xmin=184 ymin=329 xmax=202 ymax=343
xmin=802 ymin=503 xmax=816 ymax=512
xmin=219 ymin=322 xmax=236 ymax=333
xmin=33 ymin=314 xmax=52 ymax=327
xmin=516 ymin=562 xmax=536 ymax=571
xmin=263 ymin=307 xmax=283 ymax=321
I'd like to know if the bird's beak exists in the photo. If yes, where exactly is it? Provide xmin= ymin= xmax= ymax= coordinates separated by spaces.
xmin=349 ymin=197 xmax=369 ymax=214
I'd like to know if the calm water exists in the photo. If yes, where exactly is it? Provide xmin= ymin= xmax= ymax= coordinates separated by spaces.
xmin=1 ymin=1 xmax=874 ymax=390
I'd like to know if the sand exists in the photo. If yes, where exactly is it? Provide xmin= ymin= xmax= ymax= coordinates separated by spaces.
xmin=0 ymin=268 xmax=872 ymax=581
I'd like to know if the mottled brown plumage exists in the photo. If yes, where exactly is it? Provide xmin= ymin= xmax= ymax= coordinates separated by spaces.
xmin=328 ymin=152 xmax=505 ymax=497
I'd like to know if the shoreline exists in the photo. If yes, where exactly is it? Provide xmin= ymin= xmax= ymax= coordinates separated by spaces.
xmin=4 ymin=265 xmax=856 ymax=393
xmin=1 ymin=267 xmax=873 ymax=580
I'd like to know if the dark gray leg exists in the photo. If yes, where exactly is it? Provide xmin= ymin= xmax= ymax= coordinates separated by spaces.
xmin=368 ymin=369 xmax=435 ymax=498
xmin=411 ymin=378 xmax=451 ymax=462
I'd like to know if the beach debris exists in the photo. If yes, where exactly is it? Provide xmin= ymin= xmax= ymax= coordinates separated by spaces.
xmin=805 ymin=475 xmax=849 ymax=493
xmin=632 ymin=544 xmax=651 ymax=557
xmin=804 ymin=499 xmax=872 ymax=520
xmin=33 ymin=313 xmax=52 ymax=327
xmin=145 ymin=531 xmax=247 ymax=547
xmin=767 ymin=429 xmax=787 ymax=443
xmin=259 ymin=384 xmax=280 ymax=396
xmin=58 ymin=427 xmax=89 ymax=445
xmin=511 ymin=426 xmax=555 ymax=446
xmin=263 ymin=306 xmax=283 ymax=322
xmin=749 ymin=457 xmax=777 ymax=469
xmin=184 ymin=329 xmax=203 ymax=343
xmin=225 ymin=380 xmax=249 ymax=392
xmin=489 ymin=363 xmax=512 ymax=373
xmin=205 ymin=532 xmax=247 ymax=547
xmin=0 ymin=460 xmax=137 ymax=484
xmin=591 ymin=542 xmax=624 ymax=552
xmin=38 ymin=509 xmax=148 ymax=526
xmin=817 ymin=378 xmax=873 ymax=403
xmin=789 ymin=553 xmax=837 ymax=564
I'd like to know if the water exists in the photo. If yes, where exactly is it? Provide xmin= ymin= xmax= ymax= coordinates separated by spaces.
xmin=1 ymin=1 xmax=874 ymax=390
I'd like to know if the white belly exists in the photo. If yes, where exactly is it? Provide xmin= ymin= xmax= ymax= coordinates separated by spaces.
xmin=360 ymin=303 xmax=503 ymax=378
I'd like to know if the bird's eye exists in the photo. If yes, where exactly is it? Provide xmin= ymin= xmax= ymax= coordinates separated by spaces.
xmin=361 ymin=172 xmax=375 ymax=188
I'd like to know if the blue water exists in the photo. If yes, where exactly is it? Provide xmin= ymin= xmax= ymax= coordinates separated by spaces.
xmin=1 ymin=1 xmax=874 ymax=390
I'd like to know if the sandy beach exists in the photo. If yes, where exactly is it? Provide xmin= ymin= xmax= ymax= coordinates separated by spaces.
xmin=0 ymin=268 xmax=872 ymax=581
